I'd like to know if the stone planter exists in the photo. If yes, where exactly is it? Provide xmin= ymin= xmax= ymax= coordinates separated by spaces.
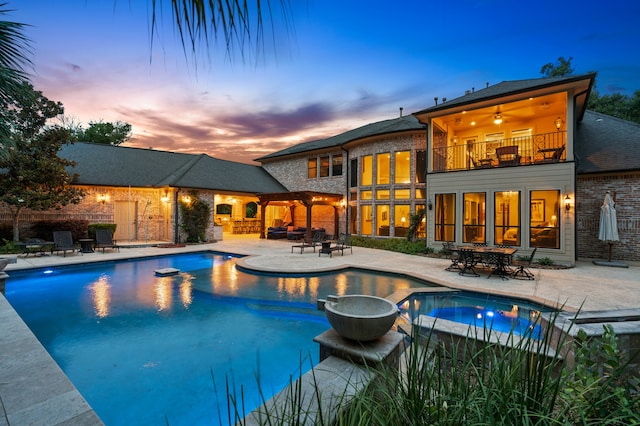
xmin=319 ymin=295 xmax=399 ymax=342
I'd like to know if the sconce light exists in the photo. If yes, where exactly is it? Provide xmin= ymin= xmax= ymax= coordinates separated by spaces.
xmin=182 ymin=195 xmax=192 ymax=204
xmin=555 ymin=117 xmax=563 ymax=131
xmin=339 ymin=198 xmax=346 ymax=209
xmin=97 ymin=193 xmax=108 ymax=205
xmin=565 ymin=195 xmax=571 ymax=211
xmin=161 ymin=191 xmax=170 ymax=203
xmin=493 ymin=113 xmax=503 ymax=125
xmin=427 ymin=198 xmax=433 ymax=210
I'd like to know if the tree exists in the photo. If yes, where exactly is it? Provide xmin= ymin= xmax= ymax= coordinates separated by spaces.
xmin=0 ymin=3 xmax=33 ymax=160
xmin=179 ymin=191 xmax=210 ymax=243
xmin=0 ymin=83 xmax=84 ymax=241
xmin=75 ymin=120 xmax=132 ymax=145
xmin=540 ymin=56 xmax=574 ymax=78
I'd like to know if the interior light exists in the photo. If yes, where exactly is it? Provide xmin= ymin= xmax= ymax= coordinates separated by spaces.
xmin=493 ymin=113 xmax=503 ymax=125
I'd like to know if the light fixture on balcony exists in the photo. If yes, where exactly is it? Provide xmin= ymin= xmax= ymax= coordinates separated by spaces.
xmin=554 ymin=116 xmax=563 ymax=131
xmin=493 ymin=113 xmax=503 ymax=125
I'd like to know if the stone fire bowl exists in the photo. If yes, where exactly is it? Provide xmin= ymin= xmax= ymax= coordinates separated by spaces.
xmin=322 ymin=295 xmax=399 ymax=342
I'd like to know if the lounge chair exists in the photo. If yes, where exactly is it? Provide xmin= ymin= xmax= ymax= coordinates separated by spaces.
xmin=51 ymin=231 xmax=81 ymax=257
xmin=95 ymin=229 xmax=120 ymax=253
xmin=334 ymin=233 xmax=353 ymax=255
xmin=291 ymin=231 xmax=326 ymax=254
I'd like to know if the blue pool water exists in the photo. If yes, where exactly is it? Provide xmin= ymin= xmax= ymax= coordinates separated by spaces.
xmin=399 ymin=292 xmax=552 ymax=339
xmin=5 ymin=252 xmax=429 ymax=425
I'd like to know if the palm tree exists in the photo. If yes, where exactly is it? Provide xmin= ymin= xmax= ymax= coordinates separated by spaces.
xmin=150 ymin=0 xmax=292 ymax=64
xmin=0 ymin=2 xmax=33 ymax=160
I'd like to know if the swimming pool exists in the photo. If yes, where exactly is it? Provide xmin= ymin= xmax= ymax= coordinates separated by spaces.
xmin=5 ymin=252 xmax=429 ymax=425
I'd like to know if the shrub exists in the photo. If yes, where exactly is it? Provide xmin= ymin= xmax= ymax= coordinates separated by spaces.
xmin=31 ymin=220 xmax=89 ymax=241
xmin=87 ymin=223 xmax=117 ymax=239
xmin=349 ymin=235 xmax=430 ymax=255
xmin=535 ymin=257 xmax=555 ymax=266
xmin=179 ymin=191 xmax=210 ymax=243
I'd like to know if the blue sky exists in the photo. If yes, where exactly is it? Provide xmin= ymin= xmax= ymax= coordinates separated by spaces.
xmin=9 ymin=0 xmax=640 ymax=164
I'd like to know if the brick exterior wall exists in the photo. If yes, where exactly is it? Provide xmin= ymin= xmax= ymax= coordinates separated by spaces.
xmin=577 ymin=172 xmax=640 ymax=263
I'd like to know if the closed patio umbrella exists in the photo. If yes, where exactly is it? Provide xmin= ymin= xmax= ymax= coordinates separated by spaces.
xmin=598 ymin=191 xmax=619 ymax=262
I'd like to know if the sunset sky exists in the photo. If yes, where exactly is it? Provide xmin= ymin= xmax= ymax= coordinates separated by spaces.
xmin=10 ymin=0 xmax=640 ymax=164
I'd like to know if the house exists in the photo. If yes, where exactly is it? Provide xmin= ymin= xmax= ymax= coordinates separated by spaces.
xmin=2 ymin=74 xmax=638 ymax=263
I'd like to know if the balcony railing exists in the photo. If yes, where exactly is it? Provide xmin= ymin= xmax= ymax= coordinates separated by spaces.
xmin=432 ymin=131 xmax=567 ymax=172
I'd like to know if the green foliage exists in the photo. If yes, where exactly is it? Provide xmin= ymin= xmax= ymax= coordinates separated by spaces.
xmin=31 ymin=220 xmax=89 ymax=241
xmin=588 ymin=89 xmax=640 ymax=124
xmin=179 ymin=191 xmax=211 ymax=243
xmin=0 ymin=82 xmax=84 ymax=241
xmin=535 ymin=257 xmax=555 ymax=266
xmin=87 ymin=223 xmax=117 ymax=239
xmin=406 ymin=208 xmax=425 ymax=242
xmin=349 ymin=235 xmax=431 ymax=255
xmin=540 ymin=56 xmax=575 ymax=78
xmin=0 ymin=238 xmax=17 ymax=254
xmin=74 ymin=120 xmax=132 ymax=145
xmin=561 ymin=325 xmax=640 ymax=423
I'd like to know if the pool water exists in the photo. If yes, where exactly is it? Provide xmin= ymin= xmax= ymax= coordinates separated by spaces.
xmin=5 ymin=252 xmax=428 ymax=425
xmin=399 ymin=291 xmax=552 ymax=339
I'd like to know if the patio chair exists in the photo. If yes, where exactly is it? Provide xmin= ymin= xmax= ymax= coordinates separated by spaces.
xmin=291 ymin=230 xmax=326 ymax=254
xmin=512 ymin=248 xmax=537 ymax=280
xmin=51 ymin=231 xmax=81 ymax=257
xmin=442 ymin=242 xmax=460 ymax=272
xmin=335 ymin=233 xmax=353 ymax=255
xmin=496 ymin=146 xmax=521 ymax=167
xmin=95 ymin=229 xmax=120 ymax=253
xmin=458 ymin=248 xmax=480 ymax=277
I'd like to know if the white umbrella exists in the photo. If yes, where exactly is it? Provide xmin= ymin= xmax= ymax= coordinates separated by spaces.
xmin=598 ymin=191 xmax=619 ymax=262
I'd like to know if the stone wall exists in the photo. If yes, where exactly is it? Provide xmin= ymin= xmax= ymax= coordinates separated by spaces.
xmin=577 ymin=172 xmax=640 ymax=262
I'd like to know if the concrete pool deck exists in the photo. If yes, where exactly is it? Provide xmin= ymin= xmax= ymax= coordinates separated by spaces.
xmin=1 ymin=238 xmax=639 ymax=425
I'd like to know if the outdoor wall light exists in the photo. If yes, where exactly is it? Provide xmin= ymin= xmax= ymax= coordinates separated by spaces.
xmin=427 ymin=198 xmax=433 ymax=210
xmin=97 ymin=193 xmax=108 ymax=204
xmin=161 ymin=191 xmax=170 ymax=203
xmin=565 ymin=195 xmax=571 ymax=211
xmin=182 ymin=195 xmax=192 ymax=204
xmin=555 ymin=116 xmax=563 ymax=131
xmin=339 ymin=198 xmax=346 ymax=209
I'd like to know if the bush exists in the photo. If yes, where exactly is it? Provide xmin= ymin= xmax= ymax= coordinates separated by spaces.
xmin=349 ymin=235 xmax=431 ymax=255
xmin=31 ymin=220 xmax=89 ymax=241
xmin=535 ymin=257 xmax=555 ymax=266
xmin=179 ymin=191 xmax=210 ymax=243
xmin=87 ymin=223 xmax=117 ymax=239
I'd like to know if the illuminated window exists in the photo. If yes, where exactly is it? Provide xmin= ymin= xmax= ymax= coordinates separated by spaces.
xmin=530 ymin=190 xmax=560 ymax=249
xmin=319 ymin=156 xmax=330 ymax=177
xmin=416 ymin=151 xmax=426 ymax=183
xmin=395 ymin=189 xmax=410 ymax=199
xmin=415 ymin=189 xmax=426 ymax=199
xmin=395 ymin=151 xmax=411 ymax=184
xmin=495 ymin=191 xmax=520 ymax=245
xmin=394 ymin=205 xmax=410 ymax=237
xmin=360 ymin=205 xmax=373 ymax=235
xmin=307 ymin=158 xmax=317 ymax=179
xmin=361 ymin=191 xmax=372 ymax=200
xmin=463 ymin=193 xmax=486 ymax=244
xmin=376 ymin=153 xmax=390 ymax=184
xmin=361 ymin=155 xmax=372 ymax=186
xmin=434 ymin=193 xmax=456 ymax=242
xmin=376 ymin=205 xmax=390 ymax=236
xmin=376 ymin=190 xmax=390 ymax=200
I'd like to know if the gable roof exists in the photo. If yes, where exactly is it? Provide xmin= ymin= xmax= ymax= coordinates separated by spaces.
xmin=414 ymin=73 xmax=596 ymax=121
xmin=255 ymin=115 xmax=426 ymax=161
xmin=61 ymin=142 xmax=287 ymax=194
xmin=575 ymin=110 xmax=640 ymax=174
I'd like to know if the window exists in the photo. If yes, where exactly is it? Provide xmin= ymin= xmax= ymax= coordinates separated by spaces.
xmin=415 ymin=188 xmax=426 ymax=199
xmin=376 ymin=153 xmax=390 ymax=184
xmin=463 ymin=193 xmax=486 ymax=244
xmin=319 ymin=156 xmax=330 ymax=177
xmin=308 ymin=158 xmax=317 ymax=179
xmin=360 ymin=205 xmax=373 ymax=235
xmin=530 ymin=190 xmax=560 ymax=249
xmin=332 ymin=155 xmax=343 ymax=176
xmin=416 ymin=151 xmax=426 ymax=183
xmin=376 ymin=190 xmax=390 ymax=200
xmin=434 ymin=193 xmax=455 ymax=242
xmin=350 ymin=158 xmax=358 ymax=187
xmin=362 ymin=155 xmax=372 ymax=186
xmin=394 ymin=205 xmax=410 ymax=237
xmin=395 ymin=189 xmax=410 ymax=199
xmin=395 ymin=151 xmax=410 ymax=184
xmin=376 ymin=205 xmax=390 ymax=236
xmin=495 ymin=191 xmax=520 ymax=245
xmin=361 ymin=190 xmax=372 ymax=200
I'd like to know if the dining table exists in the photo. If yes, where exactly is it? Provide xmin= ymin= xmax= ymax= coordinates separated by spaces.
xmin=457 ymin=245 xmax=518 ymax=279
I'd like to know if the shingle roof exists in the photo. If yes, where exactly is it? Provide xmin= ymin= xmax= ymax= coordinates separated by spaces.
xmin=575 ymin=110 xmax=640 ymax=174
xmin=413 ymin=73 xmax=596 ymax=119
xmin=255 ymin=115 xmax=426 ymax=161
xmin=61 ymin=142 xmax=287 ymax=194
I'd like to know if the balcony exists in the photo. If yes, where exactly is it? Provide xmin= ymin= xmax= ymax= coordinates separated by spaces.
xmin=432 ymin=131 xmax=567 ymax=173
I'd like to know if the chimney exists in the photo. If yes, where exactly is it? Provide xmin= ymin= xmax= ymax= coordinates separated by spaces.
xmin=399 ymin=107 xmax=403 ymax=118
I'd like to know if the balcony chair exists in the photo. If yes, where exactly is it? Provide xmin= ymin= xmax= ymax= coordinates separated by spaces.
xmin=496 ymin=146 xmax=521 ymax=167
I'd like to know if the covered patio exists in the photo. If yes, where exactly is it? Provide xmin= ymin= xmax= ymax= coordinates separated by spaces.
xmin=257 ymin=191 xmax=344 ymax=241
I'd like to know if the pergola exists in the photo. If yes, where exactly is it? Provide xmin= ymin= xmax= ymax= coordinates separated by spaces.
xmin=257 ymin=191 xmax=344 ymax=240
